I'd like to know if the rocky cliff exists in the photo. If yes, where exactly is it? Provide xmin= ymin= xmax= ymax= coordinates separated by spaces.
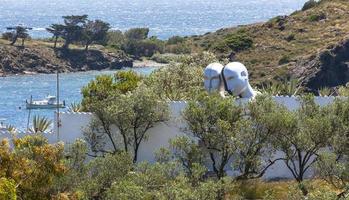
xmin=0 ymin=43 xmax=133 ymax=76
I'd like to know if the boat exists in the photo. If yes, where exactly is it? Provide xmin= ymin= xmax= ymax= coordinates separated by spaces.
xmin=26 ymin=95 xmax=66 ymax=109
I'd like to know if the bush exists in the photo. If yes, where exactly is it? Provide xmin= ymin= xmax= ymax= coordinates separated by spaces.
xmin=124 ymin=28 xmax=149 ymax=40
xmin=122 ymin=38 xmax=165 ymax=58
xmin=0 ymin=178 xmax=16 ymax=200
xmin=224 ymin=29 xmax=253 ymax=52
xmin=278 ymin=55 xmax=291 ymax=65
xmin=302 ymin=0 xmax=318 ymax=11
xmin=308 ymin=13 xmax=326 ymax=22
xmin=150 ymin=53 xmax=188 ymax=64
xmin=165 ymin=43 xmax=192 ymax=54
xmin=2 ymin=32 xmax=14 ymax=41
xmin=167 ymin=36 xmax=185 ymax=45
xmin=106 ymin=30 xmax=125 ymax=49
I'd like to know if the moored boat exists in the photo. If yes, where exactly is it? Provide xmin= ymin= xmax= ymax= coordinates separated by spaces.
xmin=26 ymin=95 xmax=65 ymax=109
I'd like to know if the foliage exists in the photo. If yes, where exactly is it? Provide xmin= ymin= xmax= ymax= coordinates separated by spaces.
xmin=124 ymin=28 xmax=149 ymax=41
xmin=146 ymin=52 xmax=217 ymax=100
xmin=260 ymin=79 xmax=301 ymax=96
xmin=233 ymin=95 xmax=283 ymax=179
xmin=167 ymin=36 xmax=186 ymax=45
xmin=79 ymin=152 xmax=133 ymax=199
xmin=308 ymin=13 xmax=326 ymax=22
xmin=47 ymin=15 xmax=110 ymax=50
xmin=106 ymin=30 xmax=125 ymax=49
xmin=302 ymin=0 xmax=318 ymax=11
xmin=82 ymin=20 xmax=110 ymax=50
xmin=68 ymin=102 xmax=83 ymax=112
xmin=114 ymin=70 xmax=143 ymax=93
xmin=4 ymin=26 xmax=30 ymax=46
xmin=122 ymin=37 xmax=165 ymax=58
xmin=0 ymin=178 xmax=16 ymax=200
xmin=315 ymin=152 xmax=348 ymax=197
xmin=150 ymin=53 xmax=188 ymax=64
xmin=81 ymin=70 xmax=142 ymax=111
xmin=338 ymin=84 xmax=349 ymax=96
xmin=84 ymin=85 xmax=169 ymax=162
xmin=28 ymin=115 xmax=52 ymax=134
xmin=0 ymin=135 xmax=65 ymax=200
xmin=169 ymin=136 xmax=205 ymax=179
xmin=267 ymin=95 xmax=335 ymax=195
xmin=278 ymin=55 xmax=290 ymax=65
xmin=318 ymin=87 xmax=334 ymax=96
xmin=1 ymin=32 xmax=14 ymax=41
xmin=183 ymin=92 xmax=243 ymax=179
xmin=46 ymin=24 xmax=65 ymax=48
xmin=60 ymin=15 xmax=88 ymax=49
xmin=224 ymin=29 xmax=253 ymax=53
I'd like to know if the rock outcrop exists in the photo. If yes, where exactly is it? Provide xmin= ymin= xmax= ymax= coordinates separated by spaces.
xmin=295 ymin=38 xmax=349 ymax=91
xmin=0 ymin=44 xmax=133 ymax=76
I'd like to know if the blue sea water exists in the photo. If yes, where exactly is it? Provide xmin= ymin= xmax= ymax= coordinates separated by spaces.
xmin=0 ymin=0 xmax=307 ymax=39
xmin=0 ymin=68 xmax=154 ymax=130
xmin=0 ymin=0 xmax=308 ymax=129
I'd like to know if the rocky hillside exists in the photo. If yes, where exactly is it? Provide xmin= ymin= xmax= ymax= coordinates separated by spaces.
xmin=188 ymin=0 xmax=349 ymax=91
xmin=0 ymin=40 xmax=132 ymax=76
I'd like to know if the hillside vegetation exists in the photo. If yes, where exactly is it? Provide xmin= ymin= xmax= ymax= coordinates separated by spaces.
xmin=186 ymin=0 xmax=349 ymax=91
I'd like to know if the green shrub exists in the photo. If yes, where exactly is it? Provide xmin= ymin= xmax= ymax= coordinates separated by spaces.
xmin=1 ymin=32 xmax=14 ymax=41
xmin=278 ymin=55 xmax=291 ymax=65
xmin=106 ymin=30 xmax=125 ymax=49
xmin=302 ymin=0 xmax=318 ymax=11
xmin=167 ymin=36 xmax=185 ymax=45
xmin=150 ymin=53 xmax=188 ymax=64
xmin=308 ymin=13 xmax=326 ymax=22
xmin=122 ymin=38 xmax=164 ymax=58
xmin=0 ymin=178 xmax=16 ymax=200
xmin=165 ymin=43 xmax=191 ymax=54
xmin=124 ymin=28 xmax=149 ymax=40
xmin=224 ymin=29 xmax=253 ymax=52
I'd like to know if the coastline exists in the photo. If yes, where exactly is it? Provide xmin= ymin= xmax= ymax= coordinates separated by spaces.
xmin=133 ymin=60 xmax=169 ymax=68
xmin=0 ymin=60 xmax=167 ymax=77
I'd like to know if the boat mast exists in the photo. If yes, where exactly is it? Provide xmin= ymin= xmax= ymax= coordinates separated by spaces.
xmin=26 ymin=95 xmax=32 ymax=132
xmin=56 ymin=70 xmax=60 ymax=141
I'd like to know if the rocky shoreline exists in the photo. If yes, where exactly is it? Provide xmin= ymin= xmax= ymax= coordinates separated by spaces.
xmin=0 ymin=44 xmax=136 ymax=77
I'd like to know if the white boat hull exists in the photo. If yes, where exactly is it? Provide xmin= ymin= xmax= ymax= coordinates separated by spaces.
xmin=26 ymin=103 xmax=65 ymax=109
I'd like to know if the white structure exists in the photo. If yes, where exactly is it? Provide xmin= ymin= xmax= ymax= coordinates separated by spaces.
xmin=204 ymin=62 xmax=258 ymax=98
xmin=52 ymin=96 xmax=340 ymax=180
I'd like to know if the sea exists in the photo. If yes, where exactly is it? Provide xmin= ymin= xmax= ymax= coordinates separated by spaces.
xmin=0 ymin=0 xmax=308 ymax=130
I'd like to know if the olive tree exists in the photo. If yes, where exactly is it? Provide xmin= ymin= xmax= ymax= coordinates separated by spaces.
xmin=233 ymin=95 xmax=284 ymax=180
xmin=315 ymin=98 xmax=349 ymax=198
xmin=183 ymin=93 xmax=243 ymax=179
xmin=169 ymin=136 xmax=206 ymax=180
xmin=268 ymin=95 xmax=334 ymax=195
xmin=84 ymin=85 xmax=169 ymax=163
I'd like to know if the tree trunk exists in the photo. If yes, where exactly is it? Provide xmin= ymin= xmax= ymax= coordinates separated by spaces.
xmin=133 ymin=144 xmax=139 ymax=163
xmin=10 ymin=35 xmax=18 ymax=45
xmin=54 ymin=36 xmax=58 ymax=48
xmin=85 ymin=43 xmax=89 ymax=51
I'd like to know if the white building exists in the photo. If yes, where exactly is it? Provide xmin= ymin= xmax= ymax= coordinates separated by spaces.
xmin=53 ymin=96 xmax=340 ymax=180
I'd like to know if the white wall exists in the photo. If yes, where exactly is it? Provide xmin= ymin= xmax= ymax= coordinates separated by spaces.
xmin=51 ymin=96 xmax=341 ymax=180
